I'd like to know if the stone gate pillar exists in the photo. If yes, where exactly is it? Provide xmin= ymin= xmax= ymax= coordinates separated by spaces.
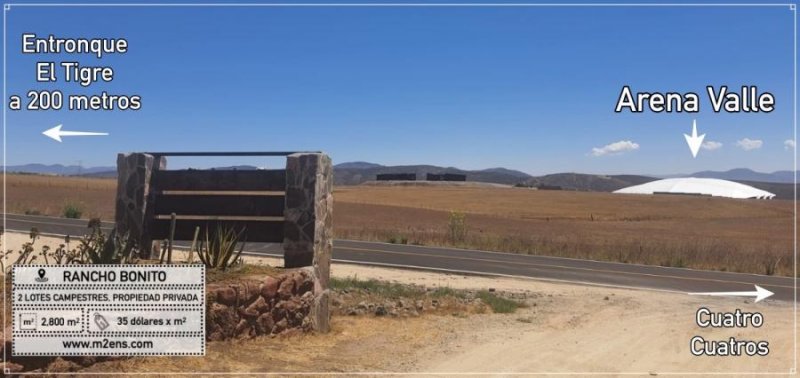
xmin=283 ymin=152 xmax=332 ymax=332
xmin=115 ymin=153 xmax=166 ymax=258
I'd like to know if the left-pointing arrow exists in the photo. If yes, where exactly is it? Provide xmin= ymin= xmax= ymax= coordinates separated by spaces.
xmin=42 ymin=124 xmax=109 ymax=142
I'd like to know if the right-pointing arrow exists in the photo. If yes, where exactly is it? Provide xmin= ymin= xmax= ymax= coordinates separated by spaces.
xmin=688 ymin=285 xmax=774 ymax=303
xmin=684 ymin=119 xmax=706 ymax=158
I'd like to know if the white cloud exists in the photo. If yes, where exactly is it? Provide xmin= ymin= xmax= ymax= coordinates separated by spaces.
xmin=701 ymin=141 xmax=722 ymax=151
xmin=785 ymin=139 xmax=795 ymax=150
xmin=735 ymin=138 xmax=763 ymax=151
xmin=591 ymin=140 xmax=640 ymax=157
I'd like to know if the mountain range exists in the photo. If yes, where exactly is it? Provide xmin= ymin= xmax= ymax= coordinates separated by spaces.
xmin=662 ymin=168 xmax=795 ymax=184
xmin=4 ymin=163 xmax=115 ymax=176
xmin=333 ymin=163 xmax=531 ymax=186
xmin=3 ymin=163 xmax=796 ymax=199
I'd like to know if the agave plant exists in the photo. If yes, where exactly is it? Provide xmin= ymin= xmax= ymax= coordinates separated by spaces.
xmin=193 ymin=225 xmax=246 ymax=270
xmin=79 ymin=226 xmax=138 ymax=264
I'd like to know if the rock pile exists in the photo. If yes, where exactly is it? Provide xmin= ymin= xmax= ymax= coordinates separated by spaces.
xmin=336 ymin=298 xmax=429 ymax=317
xmin=207 ymin=269 xmax=316 ymax=340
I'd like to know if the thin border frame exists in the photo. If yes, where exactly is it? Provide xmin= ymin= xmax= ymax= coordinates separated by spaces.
xmin=1 ymin=2 xmax=796 ymax=375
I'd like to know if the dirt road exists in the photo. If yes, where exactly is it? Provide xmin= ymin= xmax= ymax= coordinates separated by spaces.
xmin=414 ymin=292 xmax=792 ymax=374
xmin=313 ymin=260 xmax=795 ymax=374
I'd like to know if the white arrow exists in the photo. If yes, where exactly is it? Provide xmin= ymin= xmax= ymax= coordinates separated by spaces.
xmin=688 ymin=285 xmax=774 ymax=303
xmin=43 ymin=124 xmax=108 ymax=142
xmin=683 ymin=119 xmax=705 ymax=158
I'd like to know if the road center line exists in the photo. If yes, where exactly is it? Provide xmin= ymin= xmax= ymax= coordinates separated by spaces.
xmin=337 ymin=246 xmax=794 ymax=290
xmin=5 ymin=215 xmax=792 ymax=290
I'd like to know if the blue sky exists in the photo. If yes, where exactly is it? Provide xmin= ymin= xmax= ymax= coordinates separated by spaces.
xmin=2 ymin=3 xmax=795 ymax=175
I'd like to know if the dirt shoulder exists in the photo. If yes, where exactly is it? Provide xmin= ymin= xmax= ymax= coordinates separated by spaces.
xmin=2 ymin=232 xmax=794 ymax=374
xmin=201 ymin=253 xmax=797 ymax=374
xmin=294 ymin=258 xmax=794 ymax=374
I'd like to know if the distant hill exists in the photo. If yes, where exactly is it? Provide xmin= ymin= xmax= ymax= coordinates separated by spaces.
xmin=5 ymin=164 xmax=115 ymax=176
xmin=335 ymin=163 xmax=797 ymax=199
xmin=6 ymin=164 xmax=117 ymax=176
xmin=671 ymin=168 xmax=798 ymax=184
xmin=522 ymin=173 xmax=657 ymax=192
xmin=334 ymin=162 xmax=383 ymax=170
xmin=6 ymin=164 xmax=263 ymax=179
xmin=213 ymin=165 xmax=259 ymax=170
xmin=6 ymin=161 xmax=534 ymax=186
xmin=737 ymin=181 xmax=795 ymax=200
xmin=480 ymin=167 xmax=533 ymax=179
xmin=333 ymin=163 xmax=533 ymax=186
xmin=520 ymin=174 xmax=794 ymax=199
xmin=5 ymin=162 xmax=795 ymax=199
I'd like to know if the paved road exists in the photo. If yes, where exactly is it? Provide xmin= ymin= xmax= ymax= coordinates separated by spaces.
xmin=4 ymin=213 xmax=795 ymax=302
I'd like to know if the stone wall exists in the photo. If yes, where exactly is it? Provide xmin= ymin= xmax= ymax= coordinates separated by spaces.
xmin=283 ymin=153 xmax=333 ymax=271
xmin=206 ymin=269 xmax=318 ymax=340
xmin=114 ymin=153 xmax=166 ymax=257
xmin=283 ymin=153 xmax=333 ymax=332
xmin=114 ymin=152 xmax=333 ymax=332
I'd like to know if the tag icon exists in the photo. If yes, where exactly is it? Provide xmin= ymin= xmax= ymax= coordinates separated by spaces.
xmin=94 ymin=313 xmax=110 ymax=331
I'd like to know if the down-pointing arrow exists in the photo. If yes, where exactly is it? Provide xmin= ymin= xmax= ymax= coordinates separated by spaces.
xmin=683 ymin=119 xmax=705 ymax=158
xmin=43 ymin=124 xmax=108 ymax=143
xmin=688 ymin=285 xmax=774 ymax=303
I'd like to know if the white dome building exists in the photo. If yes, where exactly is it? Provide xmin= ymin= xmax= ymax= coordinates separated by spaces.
xmin=614 ymin=178 xmax=775 ymax=199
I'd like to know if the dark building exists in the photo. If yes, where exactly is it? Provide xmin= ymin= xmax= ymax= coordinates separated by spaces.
xmin=376 ymin=173 xmax=417 ymax=181
xmin=426 ymin=173 xmax=467 ymax=182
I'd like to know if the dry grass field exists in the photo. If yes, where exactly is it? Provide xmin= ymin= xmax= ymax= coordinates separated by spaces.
xmin=3 ymin=174 xmax=115 ymax=219
xmin=335 ymin=186 xmax=794 ymax=276
xmin=0 ymin=174 xmax=794 ymax=276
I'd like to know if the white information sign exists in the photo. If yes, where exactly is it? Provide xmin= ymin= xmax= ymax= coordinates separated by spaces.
xmin=12 ymin=265 xmax=205 ymax=356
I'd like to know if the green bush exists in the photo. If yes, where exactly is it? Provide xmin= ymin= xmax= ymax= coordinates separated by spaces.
xmin=447 ymin=211 xmax=467 ymax=244
xmin=387 ymin=235 xmax=409 ymax=244
xmin=329 ymin=276 xmax=424 ymax=298
xmin=476 ymin=290 xmax=525 ymax=313
xmin=430 ymin=286 xmax=468 ymax=299
xmin=763 ymin=256 xmax=782 ymax=276
xmin=62 ymin=203 xmax=83 ymax=219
